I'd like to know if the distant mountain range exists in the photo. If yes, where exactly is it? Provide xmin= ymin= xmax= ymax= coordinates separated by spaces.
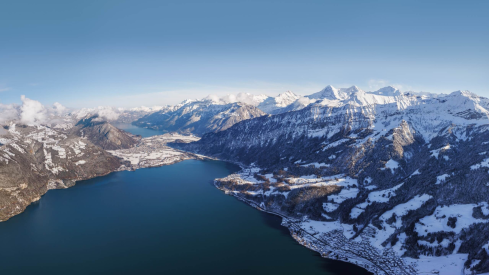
xmin=132 ymin=100 xmax=266 ymax=136
xmin=130 ymin=86 xmax=445 ymax=137
xmin=131 ymin=90 xmax=308 ymax=135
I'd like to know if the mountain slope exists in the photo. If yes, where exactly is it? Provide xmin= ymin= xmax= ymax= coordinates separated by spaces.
xmin=176 ymin=88 xmax=489 ymax=274
xmin=71 ymin=115 xmax=138 ymax=150
xmin=257 ymin=91 xmax=302 ymax=114
xmin=0 ymin=123 xmax=121 ymax=221
xmin=133 ymin=100 xmax=266 ymax=136
xmin=0 ymin=119 xmax=201 ymax=222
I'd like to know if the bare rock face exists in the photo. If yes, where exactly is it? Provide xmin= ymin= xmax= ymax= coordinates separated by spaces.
xmin=71 ymin=115 xmax=139 ymax=150
xmin=0 ymin=124 xmax=121 ymax=221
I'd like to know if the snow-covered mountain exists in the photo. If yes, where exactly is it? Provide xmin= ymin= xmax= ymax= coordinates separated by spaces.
xmin=370 ymin=86 xmax=402 ymax=96
xmin=306 ymin=85 xmax=354 ymax=100
xmin=176 ymin=87 xmax=489 ymax=275
xmin=132 ymin=91 xmax=310 ymax=135
xmin=133 ymin=98 xmax=266 ymax=136
xmin=256 ymin=91 xmax=302 ymax=114
xmin=131 ymin=85 xmax=425 ymax=136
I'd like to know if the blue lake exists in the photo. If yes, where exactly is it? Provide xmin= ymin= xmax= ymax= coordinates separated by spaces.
xmin=0 ymin=125 xmax=371 ymax=274
xmin=113 ymin=123 xmax=166 ymax=138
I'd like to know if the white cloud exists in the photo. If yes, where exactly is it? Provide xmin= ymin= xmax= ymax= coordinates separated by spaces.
xmin=203 ymin=92 xmax=270 ymax=106
xmin=0 ymin=87 xmax=11 ymax=92
xmin=95 ymin=106 xmax=120 ymax=120
xmin=72 ymin=106 xmax=121 ymax=121
xmin=20 ymin=95 xmax=48 ymax=125
xmin=52 ymin=102 xmax=68 ymax=115
xmin=0 ymin=104 xmax=20 ymax=124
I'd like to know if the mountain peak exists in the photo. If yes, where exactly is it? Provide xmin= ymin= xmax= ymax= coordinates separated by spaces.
xmin=449 ymin=90 xmax=477 ymax=98
xmin=371 ymin=86 xmax=402 ymax=96
xmin=346 ymin=85 xmax=361 ymax=92
xmin=277 ymin=90 xmax=298 ymax=99
xmin=307 ymin=85 xmax=346 ymax=100
xmin=272 ymin=91 xmax=300 ymax=105
xmin=181 ymin=99 xmax=197 ymax=105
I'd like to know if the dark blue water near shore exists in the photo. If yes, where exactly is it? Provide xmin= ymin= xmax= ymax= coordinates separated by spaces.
xmin=0 ymin=125 xmax=371 ymax=275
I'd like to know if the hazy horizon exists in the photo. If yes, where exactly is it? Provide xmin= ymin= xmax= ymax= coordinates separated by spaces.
xmin=0 ymin=83 xmax=461 ymax=110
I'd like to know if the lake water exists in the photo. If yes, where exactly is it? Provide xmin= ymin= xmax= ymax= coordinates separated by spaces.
xmin=113 ymin=123 xmax=166 ymax=138
xmin=0 ymin=125 xmax=371 ymax=275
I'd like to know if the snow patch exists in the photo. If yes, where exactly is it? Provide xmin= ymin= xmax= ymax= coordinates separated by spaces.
xmin=300 ymin=162 xmax=330 ymax=168
xmin=471 ymin=158 xmax=489 ymax=170
xmin=350 ymin=183 xmax=404 ymax=219
xmin=381 ymin=159 xmax=399 ymax=173
xmin=415 ymin=203 xmax=489 ymax=237
xmin=404 ymin=254 xmax=468 ymax=275
xmin=75 ymin=160 xmax=86 ymax=165
xmin=436 ymin=174 xmax=450 ymax=185
xmin=430 ymin=144 xmax=451 ymax=159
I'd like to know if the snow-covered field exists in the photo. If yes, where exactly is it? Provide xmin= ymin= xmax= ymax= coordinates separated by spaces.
xmin=415 ymin=203 xmax=489 ymax=237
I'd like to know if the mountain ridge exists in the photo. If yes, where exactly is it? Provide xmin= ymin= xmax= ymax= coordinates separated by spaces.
xmin=174 ymin=87 xmax=489 ymax=274
xmin=133 ymin=101 xmax=266 ymax=136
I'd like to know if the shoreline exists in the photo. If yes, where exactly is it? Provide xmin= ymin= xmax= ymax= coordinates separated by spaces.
xmin=0 ymin=142 xmax=406 ymax=275
xmin=0 ymin=127 xmax=424 ymax=274
xmin=217 ymin=184 xmax=382 ymax=275
xmin=161 ymin=147 xmax=382 ymax=274
xmin=0 ymin=133 xmax=204 ymax=222
xmin=2 ymin=155 xmax=209 ymax=223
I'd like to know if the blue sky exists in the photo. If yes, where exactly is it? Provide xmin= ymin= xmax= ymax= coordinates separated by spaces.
xmin=1 ymin=0 xmax=488 ymax=108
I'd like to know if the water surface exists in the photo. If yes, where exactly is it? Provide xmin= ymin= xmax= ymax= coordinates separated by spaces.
xmin=113 ymin=123 xmax=165 ymax=138
xmin=0 ymin=124 xmax=371 ymax=274
xmin=0 ymin=160 xmax=370 ymax=274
